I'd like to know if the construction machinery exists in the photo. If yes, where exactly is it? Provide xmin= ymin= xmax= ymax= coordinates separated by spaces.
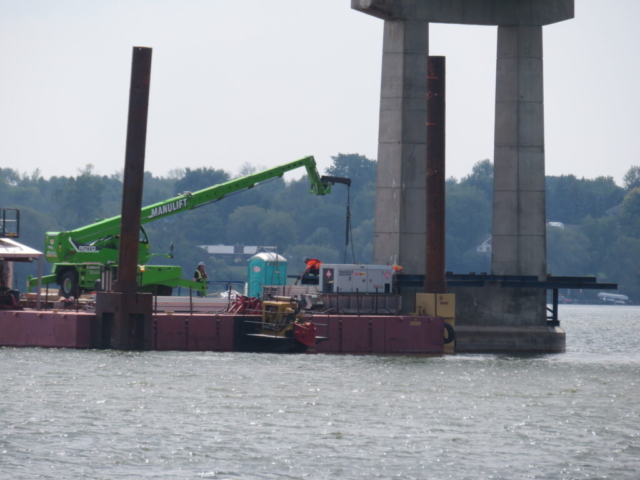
xmin=28 ymin=156 xmax=350 ymax=298
xmin=229 ymin=294 xmax=320 ymax=353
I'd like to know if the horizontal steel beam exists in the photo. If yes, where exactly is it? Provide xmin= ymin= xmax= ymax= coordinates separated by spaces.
xmin=397 ymin=274 xmax=617 ymax=290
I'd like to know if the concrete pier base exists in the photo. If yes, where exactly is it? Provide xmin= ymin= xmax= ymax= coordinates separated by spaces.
xmin=454 ymin=325 xmax=565 ymax=353
xmin=451 ymin=284 xmax=565 ymax=353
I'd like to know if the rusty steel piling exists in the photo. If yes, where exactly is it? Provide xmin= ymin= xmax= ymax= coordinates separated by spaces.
xmin=425 ymin=56 xmax=447 ymax=294
xmin=94 ymin=47 xmax=154 ymax=350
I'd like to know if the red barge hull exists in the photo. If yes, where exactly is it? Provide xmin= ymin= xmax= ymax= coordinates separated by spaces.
xmin=0 ymin=310 xmax=445 ymax=354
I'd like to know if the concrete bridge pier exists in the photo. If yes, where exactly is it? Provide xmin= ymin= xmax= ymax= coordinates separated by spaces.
xmin=452 ymin=24 xmax=564 ymax=353
xmin=372 ymin=19 xmax=429 ymax=313
xmin=353 ymin=0 xmax=573 ymax=352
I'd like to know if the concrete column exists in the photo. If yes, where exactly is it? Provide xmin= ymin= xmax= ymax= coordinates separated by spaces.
xmin=450 ymin=25 xmax=550 ymax=338
xmin=492 ymin=25 xmax=547 ymax=279
xmin=374 ymin=19 xmax=428 ymax=282
xmin=451 ymin=24 xmax=563 ymax=350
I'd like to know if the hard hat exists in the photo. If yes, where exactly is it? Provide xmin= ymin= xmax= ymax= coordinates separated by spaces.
xmin=303 ymin=257 xmax=310 ymax=262
xmin=198 ymin=261 xmax=205 ymax=267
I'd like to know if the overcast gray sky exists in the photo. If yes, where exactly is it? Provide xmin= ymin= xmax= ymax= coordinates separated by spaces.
xmin=1 ymin=0 xmax=638 ymax=185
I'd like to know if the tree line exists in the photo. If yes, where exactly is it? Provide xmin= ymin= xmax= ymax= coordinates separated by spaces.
xmin=2 ymin=157 xmax=639 ymax=301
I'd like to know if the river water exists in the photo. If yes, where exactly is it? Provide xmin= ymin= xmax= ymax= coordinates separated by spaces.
xmin=1 ymin=305 xmax=638 ymax=479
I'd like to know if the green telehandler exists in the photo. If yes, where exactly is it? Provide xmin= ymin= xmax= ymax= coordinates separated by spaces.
xmin=28 ymin=156 xmax=350 ymax=298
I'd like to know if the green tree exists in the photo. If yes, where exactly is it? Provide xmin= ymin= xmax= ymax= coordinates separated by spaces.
xmin=443 ymin=164 xmax=493 ymax=273
xmin=623 ymin=165 xmax=640 ymax=191
xmin=547 ymin=227 xmax=592 ymax=275
xmin=446 ymin=234 xmax=474 ymax=273
xmin=460 ymin=159 xmax=493 ymax=200
xmin=304 ymin=227 xmax=333 ymax=247
xmin=579 ymin=215 xmax=619 ymax=276
xmin=53 ymin=165 xmax=106 ymax=229
xmin=602 ymin=236 xmax=640 ymax=298
xmin=586 ymin=176 xmax=625 ymax=217
xmin=325 ymin=153 xmax=377 ymax=189
xmin=619 ymin=187 xmax=640 ymax=238
xmin=350 ymin=219 xmax=374 ymax=264
xmin=226 ymin=206 xmax=267 ymax=246
xmin=546 ymin=174 xmax=624 ymax=223
xmin=446 ymin=184 xmax=491 ymax=250
xmin=257 ymin=210 xmax=299 ymax=251
xmin=351 ymin=187 xmax=375 ymax=228
xmin=174 ymin=167 xmax=230 ymax=194
xmin=546 ymin=175 xmax=582 ymax=223
xmin=142 ymin=171 xmax=176 ymax=207
xmin=0 ymin=168 xmax=20 ymax=188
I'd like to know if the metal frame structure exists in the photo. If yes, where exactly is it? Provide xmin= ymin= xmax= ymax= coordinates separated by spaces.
xmin=397 ymin=273 xmax=618 ymax=327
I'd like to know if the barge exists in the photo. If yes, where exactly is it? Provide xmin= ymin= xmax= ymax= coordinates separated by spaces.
xmin=0 ymin=309 xmax=447 ymax=355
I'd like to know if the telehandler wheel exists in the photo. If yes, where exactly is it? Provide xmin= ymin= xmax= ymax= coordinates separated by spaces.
xmin=59 ymin=270 xmax=79 ymax=299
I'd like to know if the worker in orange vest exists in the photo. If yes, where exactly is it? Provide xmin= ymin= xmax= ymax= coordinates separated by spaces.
xmin=303 ymin=257 xmax=322 ymax=276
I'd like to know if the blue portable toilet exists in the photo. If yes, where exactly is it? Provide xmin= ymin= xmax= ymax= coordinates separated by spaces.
xmin=247 ymin=252 xmax=287 ymax=298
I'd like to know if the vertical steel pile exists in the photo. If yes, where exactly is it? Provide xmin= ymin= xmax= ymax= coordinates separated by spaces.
xmin=93 ymin=47 xmax=154 ymax=350
xmin=424 ymin=56 xmax=446 ymax=294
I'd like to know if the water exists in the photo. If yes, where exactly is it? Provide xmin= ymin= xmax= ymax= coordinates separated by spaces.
xmin=1 ymin=305 xmax=638 ymax=479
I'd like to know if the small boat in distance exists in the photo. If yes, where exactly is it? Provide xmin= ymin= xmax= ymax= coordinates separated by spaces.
xmin=597 ymin=292 xmax=630 ymax=305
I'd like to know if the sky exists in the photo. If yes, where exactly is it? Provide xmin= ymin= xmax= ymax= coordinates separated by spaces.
xmin=0 ymin=0 xmax=638 ymax=185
